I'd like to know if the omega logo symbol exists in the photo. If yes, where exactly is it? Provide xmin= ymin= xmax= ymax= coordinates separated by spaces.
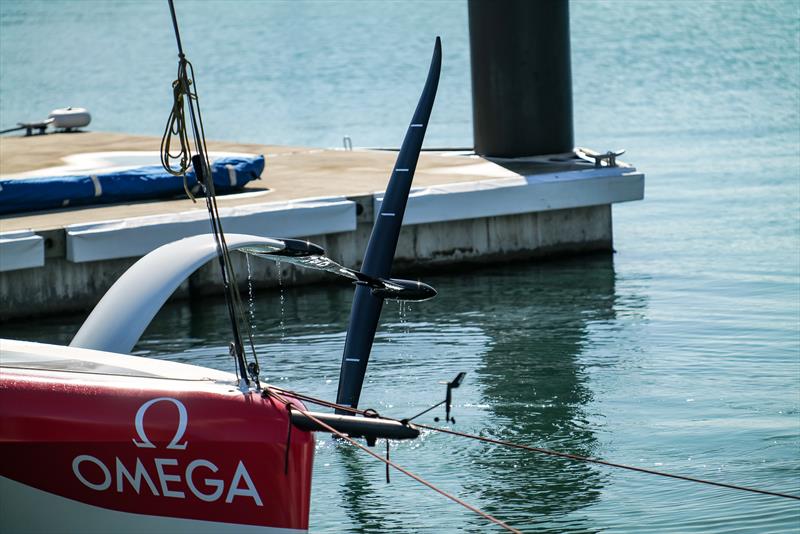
xmin=132 ymin=396 xmax=189 ymax=450
xmin=71 ymin=396 xmax=264 ymax=506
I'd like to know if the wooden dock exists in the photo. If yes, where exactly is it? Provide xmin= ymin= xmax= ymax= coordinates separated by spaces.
xmin=2 ymin=131 xmax=528 ymax=232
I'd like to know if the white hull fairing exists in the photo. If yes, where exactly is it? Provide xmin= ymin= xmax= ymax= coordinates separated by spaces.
xmin=0 ymin=476 xmax=302 ymax=534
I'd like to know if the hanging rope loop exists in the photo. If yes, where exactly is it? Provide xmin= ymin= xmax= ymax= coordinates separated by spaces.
xmin=160 ymin=56 xmax=197 ymax=201
xmin=284 ymin=404 xmax=293 ymax=475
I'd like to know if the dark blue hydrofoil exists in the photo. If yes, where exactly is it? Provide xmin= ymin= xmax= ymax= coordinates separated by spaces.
xmin=336 ymin=37 xmax=442 ymax=411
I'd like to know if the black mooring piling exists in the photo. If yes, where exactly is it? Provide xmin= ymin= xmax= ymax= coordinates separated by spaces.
xmin=468 ymin=0 xmax=574 ymax=158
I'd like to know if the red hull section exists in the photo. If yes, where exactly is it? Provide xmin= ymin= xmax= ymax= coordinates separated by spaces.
xmin=0 ymin=343 xmax=314 ymax=532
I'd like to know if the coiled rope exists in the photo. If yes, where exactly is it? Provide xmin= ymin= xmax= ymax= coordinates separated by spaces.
xmin=268 ymin=386 xmax=800 ymax=502
xmin=160 ymin=55 xmax=197 ymax=201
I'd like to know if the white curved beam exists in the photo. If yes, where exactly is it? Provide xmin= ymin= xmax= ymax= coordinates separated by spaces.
xmin=70 ymin=233 xmax=284 ymax=354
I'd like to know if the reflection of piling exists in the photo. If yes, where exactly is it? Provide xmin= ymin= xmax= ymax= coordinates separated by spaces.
xmin=471 ymin=256 xmax=617 ymax=520
xmin=469 ymin=0 xmax=574 ymax=157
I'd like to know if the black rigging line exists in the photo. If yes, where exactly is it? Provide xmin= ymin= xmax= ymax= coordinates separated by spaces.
xmin=167 ymin=0 xmax=185 ymax=57
xmin=163 ymin=0 xmax=260 ymax=388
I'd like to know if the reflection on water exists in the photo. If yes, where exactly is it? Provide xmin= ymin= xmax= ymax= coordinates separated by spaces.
xmin=385 ymin=256 xmax=618 ymax=531
xmin=335 ymin=444 xmax=392 ymax=532
xmin=468 ymin=257 xmax=617 ymax=529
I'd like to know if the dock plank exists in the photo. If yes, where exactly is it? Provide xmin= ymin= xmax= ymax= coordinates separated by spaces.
xmin=0 ymin=132 xmax=499 ymax=232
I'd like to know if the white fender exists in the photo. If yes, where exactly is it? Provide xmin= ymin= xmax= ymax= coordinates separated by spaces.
xmin=70 ymin=233 xmax=284 ymax=354
xmin=49 ymin=107 xmax=91 ymax=129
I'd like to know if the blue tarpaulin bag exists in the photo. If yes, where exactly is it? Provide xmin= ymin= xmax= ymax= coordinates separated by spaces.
xmin=0 ymin=155 xmax=264 ymax=215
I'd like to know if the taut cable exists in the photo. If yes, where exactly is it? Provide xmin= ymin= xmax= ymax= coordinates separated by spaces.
xmin=269 ymin=386 xmax=800 ymax=502
xmin=266 ymin=388 xmax=521 ymax=533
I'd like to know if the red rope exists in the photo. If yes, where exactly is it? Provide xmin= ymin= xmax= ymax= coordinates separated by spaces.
xmin=269 ymin=386 xmax=800 ymax=502
xmin=415 ymin=424 xmax=800 ymax=501
xmin=266 ymin=389 xmax=521 ymax=533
